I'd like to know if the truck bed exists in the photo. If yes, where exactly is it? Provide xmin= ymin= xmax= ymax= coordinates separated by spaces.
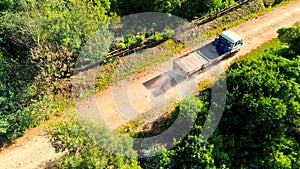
xmin=173 ymin=42 xmax=230 ymax=77
xmin=173 ymin=51 xmax=209 ymax=76
xmin=196 ymin=43 xmax=220 ymax=61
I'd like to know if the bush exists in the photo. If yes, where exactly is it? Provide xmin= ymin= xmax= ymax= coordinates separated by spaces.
xmin=263 ymin=0 xmax=275 ymax=7
xmin=150 ymin=33 xmax=164 ymax=41
xmin=47 ymin=116 xmax=141 ymax=168
xmin=277 ymin=22 xmax=300 ymax=55
xmin=0 ymin=53 xmax=53 ymax=144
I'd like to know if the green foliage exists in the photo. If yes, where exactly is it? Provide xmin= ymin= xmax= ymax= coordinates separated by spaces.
xmin=0 ymin=53 xmax=54 ymax=144
xmin=168 ymin=93 xmax=217 ymax=168
xmin=140 ymin=146 xmax=174 ymax=169
xmin=110 ymin=0 xmax=235 ymax=20
xmin=203 ymin=0 xmax=267 ymax=37
xmin=47 ymin=115 xmax=141 ymax=168
xmin=0 ymin=0 xmax=20 ymax=12
xmin=176 ymin=138 xmax=215 ymax=169
xmin=95 ymin=61 xmax=118 ymax=92
xmin=140 ymin=95 xmax=212 ymax=168
xmin=115 ymin=29 xmax=174 ymax=50
xmin=150 ymin=33 xmax=165 ymax=41
xmin=0 ymin=0 xmax=112 ymax=144
xmin=78 ymin=25 xmax=114 ymax=63
xmin=173 ymin=0 xmax=235 ymax=19
xmin=30 ymin=44 xmax=75 ymax=82
xmin=263 ymin=0 xmax=275 ymax=7
xmin=0 ymin=0 xmax=116 ymax=145
xmin=110 ymin=0 xmax=185 ymax=15
xmin=153 ymin=0 xmax=185 ymax=13
xmin=38 ymin=0 xmax=111 ymax=49
xmin=277 ymin=22 xmax=300 ymax=55
xmin=213 ymin=37 xmax=300 ymax=168
xmin=117 ymin=35 xmax=145 ymax=49
xmin=177 ymin=96 xmax=204 ymax=128
xmin=204 ymin=0 xmax=224 ymax=12
xmin=0 ymin=0 xmax=112 ymax=50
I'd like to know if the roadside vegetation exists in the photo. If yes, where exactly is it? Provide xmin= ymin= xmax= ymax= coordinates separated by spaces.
xmin=202 ymin=0 xmax=296 ymax=37
xmin=0 ymin=0 xmax=298 ymax=168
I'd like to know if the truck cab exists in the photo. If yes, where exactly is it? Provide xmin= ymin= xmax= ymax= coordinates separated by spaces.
xmin=214 ymin=30 xmax=243 ymax=54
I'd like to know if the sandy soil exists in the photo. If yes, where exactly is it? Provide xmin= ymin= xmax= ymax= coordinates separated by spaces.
xmin=1 ymin=1 xmax=300 ymax=168
xmin=0 ymin=126 xmax=63 ymax=169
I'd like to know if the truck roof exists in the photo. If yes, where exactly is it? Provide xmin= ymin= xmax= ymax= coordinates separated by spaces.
xmin=220 ymin=30 xmax=242 ymax=43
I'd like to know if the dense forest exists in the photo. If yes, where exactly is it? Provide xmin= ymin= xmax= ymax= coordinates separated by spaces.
xmin=0 ymin=0 xmax=299 ymax=168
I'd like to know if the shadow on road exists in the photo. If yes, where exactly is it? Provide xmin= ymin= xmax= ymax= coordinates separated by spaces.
xmin=143 ymin=69 xmax=185 ymax=97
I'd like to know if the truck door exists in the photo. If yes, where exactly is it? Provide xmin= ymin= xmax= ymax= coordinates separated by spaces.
xmin=232 ymin=40 xmax=242 ymax=52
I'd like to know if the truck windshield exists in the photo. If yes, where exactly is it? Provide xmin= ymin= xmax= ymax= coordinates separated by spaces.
xmin=219 ymin=35 xmax=233 ymax=47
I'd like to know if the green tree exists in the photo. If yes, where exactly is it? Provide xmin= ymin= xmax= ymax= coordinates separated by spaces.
xmin=0 ymin=52 xmax=51 ymax=144
xmin=47 ymin=116 xmax=141 ymax=168
xmin=204 ymin=0 xmax=224 ymax=12
xmin=277 ymin=22 xmax=300 ymax=55
xmin=154 ymin=0 xmax=185 ymax=13
xmin=0 ymin=0 xmax=113 ymax=50
xmin=213 ymin=39 xmax=300 ymax=168
xmin=0 ymin=0 xmax=115 ymax=145
xmin=0 ymin=0 xmax=21 ymax=12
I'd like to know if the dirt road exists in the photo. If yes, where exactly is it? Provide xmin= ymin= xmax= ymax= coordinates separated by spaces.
xmin=0 ymin=126 xmax=63 ymax=169
xmin=1 ymin=1 xmax=300 ymax=168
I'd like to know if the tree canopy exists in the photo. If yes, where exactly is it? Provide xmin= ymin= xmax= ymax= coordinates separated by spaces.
xmin=277 ymin=22 xmax=300 ymax=55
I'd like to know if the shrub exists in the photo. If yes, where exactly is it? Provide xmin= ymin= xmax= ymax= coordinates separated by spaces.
xmin=47 ymin=116 xmax=141 ymax=168
xmin=0 ymin=53 xmax=53 ymax=144
xmin=263 ymin=0 xmax=275 ymax=7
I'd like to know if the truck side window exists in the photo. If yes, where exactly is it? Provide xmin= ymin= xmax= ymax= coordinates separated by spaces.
xmin=235 ymin=40 xmax=242 ymax=46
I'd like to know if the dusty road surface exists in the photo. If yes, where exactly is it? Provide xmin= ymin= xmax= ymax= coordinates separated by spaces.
xmin=0 ymin=127 xmax=63 ymax=169
xmin=1 ymin=1 xmax=300 ymax=168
